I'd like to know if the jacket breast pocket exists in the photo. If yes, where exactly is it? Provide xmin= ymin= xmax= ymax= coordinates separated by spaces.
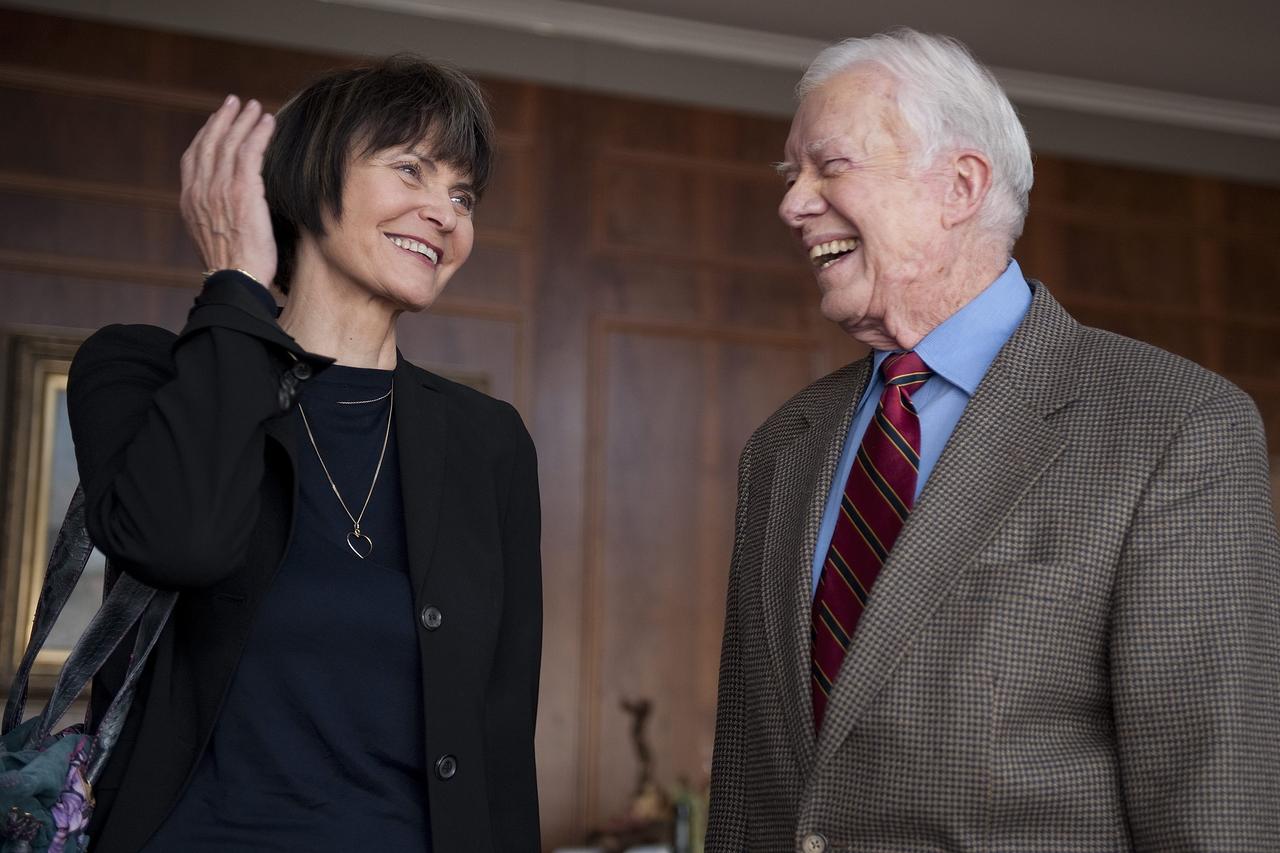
xmin=962 ymin=559 xmax=1083 ymax=605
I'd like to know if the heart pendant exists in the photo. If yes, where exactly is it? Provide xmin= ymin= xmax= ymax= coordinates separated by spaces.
xmin=346 ymin=530 xmax=374 ymax=559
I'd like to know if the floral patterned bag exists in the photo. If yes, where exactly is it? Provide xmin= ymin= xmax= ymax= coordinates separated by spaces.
xmin=1 ymin=488 xmax=175 ymax=853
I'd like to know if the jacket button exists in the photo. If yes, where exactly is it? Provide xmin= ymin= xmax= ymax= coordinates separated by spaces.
xmin=420 ymin=606 xmax=443 ymax=630
xmin=801 ymin=833 xmax=826 ymax=853
xmin=435 ymin=754 xmax=457 ymax=780
xmin=291 ymin=361 xmax=312 ymax=380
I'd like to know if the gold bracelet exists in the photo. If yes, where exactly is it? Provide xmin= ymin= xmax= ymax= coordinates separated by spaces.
xmin=202 ymin=268 xmax=267 ymax=288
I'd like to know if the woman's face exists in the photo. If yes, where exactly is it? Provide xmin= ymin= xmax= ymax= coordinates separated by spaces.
xmin=311 ymin=139 xmax=476 ymax=312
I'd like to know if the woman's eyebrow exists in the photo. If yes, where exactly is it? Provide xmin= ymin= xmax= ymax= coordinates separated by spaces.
xmin=405 ymin=148 xmax=440 ymax=171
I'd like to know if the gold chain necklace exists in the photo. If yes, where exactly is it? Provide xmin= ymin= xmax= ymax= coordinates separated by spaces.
xmin=297 ymin=388 xmax=394 ymax=560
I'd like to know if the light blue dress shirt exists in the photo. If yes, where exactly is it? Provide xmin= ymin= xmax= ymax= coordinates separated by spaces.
xmin=809 ymin=259 xmax=1033 ymax=597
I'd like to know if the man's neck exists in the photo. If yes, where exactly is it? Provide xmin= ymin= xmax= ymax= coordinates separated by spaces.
xmin=848 ymin=245 xmax=1008 ymax=352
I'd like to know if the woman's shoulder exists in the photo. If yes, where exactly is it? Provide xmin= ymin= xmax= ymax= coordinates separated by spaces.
xmin=400 ymin=360 xmax=530 ymax=444
xmin=77 ymin=323 xmax=177 ymax=363
xmin=71 ymin=323 xmax=177 ymax=383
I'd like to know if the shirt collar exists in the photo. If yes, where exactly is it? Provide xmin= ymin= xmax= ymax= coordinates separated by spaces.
xmin=873 ymin=258 xmax=1032 ymax=397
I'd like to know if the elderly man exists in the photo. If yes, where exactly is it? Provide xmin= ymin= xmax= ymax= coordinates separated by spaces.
xmin=706 ymin=28 xmax=1280 ymax=853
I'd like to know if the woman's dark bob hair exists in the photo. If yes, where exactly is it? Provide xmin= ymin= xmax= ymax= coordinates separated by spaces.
xmin=263 ymin=54 xmax=495 ymax=293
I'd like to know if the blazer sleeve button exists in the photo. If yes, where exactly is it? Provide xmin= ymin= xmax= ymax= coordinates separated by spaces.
xmin=277 ymin=370 xmax=300 ymax=410
xmin=420 ymin=606 xmax=443 ymax=630
xmin=800 ymin=833 xmax=827 ymax=853
xmin=434 ymin=754 xmax=457 ymax=780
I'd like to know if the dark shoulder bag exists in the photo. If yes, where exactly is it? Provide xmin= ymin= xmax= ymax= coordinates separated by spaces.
xmin=0 ymin=487 xmax=176 ymax=853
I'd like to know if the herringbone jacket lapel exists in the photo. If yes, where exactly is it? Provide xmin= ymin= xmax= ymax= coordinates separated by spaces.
xmin=761 ymin=356 xmax=873 ymax=774
xmin=811 ymin=281 xmax=1082 ymax=769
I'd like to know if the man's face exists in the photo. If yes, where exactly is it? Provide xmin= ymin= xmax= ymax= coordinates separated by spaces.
xmin=779 ymin=66 xmax=954 ymax=346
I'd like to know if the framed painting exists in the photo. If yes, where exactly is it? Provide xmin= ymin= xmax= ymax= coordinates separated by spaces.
xmin=0 ymin=330 xmax=101 ymax=697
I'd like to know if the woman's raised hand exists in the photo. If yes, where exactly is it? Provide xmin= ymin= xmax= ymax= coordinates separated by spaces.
xmin=180 ymin=95 xmax=277 ymax=288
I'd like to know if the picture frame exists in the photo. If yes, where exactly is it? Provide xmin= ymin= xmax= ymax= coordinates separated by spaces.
xmin=0 ymin=329 xmax=99 ymax=698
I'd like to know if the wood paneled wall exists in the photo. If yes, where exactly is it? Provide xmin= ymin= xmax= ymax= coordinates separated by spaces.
xmin=1 ymin=8 xmax=1277 ymax=849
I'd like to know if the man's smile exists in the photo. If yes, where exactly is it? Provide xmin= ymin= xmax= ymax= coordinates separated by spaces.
xmin=809 ymin=237 xmax=860 ymax=269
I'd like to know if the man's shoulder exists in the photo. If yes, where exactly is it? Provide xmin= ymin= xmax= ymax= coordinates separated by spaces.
xmin=746 ymin=359 xmax=868 ymax=451
xmin=1071 ymin=320 xmax=1250 ymax=417
xmin=1014 ymin=281 xmax=1251 ymax=423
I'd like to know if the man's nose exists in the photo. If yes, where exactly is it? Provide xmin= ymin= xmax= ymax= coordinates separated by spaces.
xmin=778 ymin=176 xmax=823 ymax=227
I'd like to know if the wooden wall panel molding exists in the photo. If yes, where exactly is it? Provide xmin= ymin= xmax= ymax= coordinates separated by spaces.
xmin=0 ymin=249 xmax=528 ymax=322
xmin=0 ymin=172 xmax=532 ymax=235
xmin=397 ymin=312 xmax=524 ymax=406
xmin=0 ymin=249 xmax=193 ymax=288
xmin=0 ymin=191 xmax=195 ymax=269
xmin=1220 ymin=243 xmax=1280 ymax=315
xmin=589 ymin=238 xmax=804 ymax=276
xmin=578 ymin=315 xmax=820 ymax=827
xmin=1053 ymin=159 xmax=1200 ymax=219
xmin=1219 ymin=181 xmax=1280 ymax=231
xmin=717 ymin=270 xmax=818 ymax=334
xmin=1059 ymin=227 xmax=1200 ymax=306
xmin=0 ymin=64 xmax=228 ymax=112
xmin=589 ymin=153 xmax=803 ymax=273
xmin=599 ymin=145 xmax=783 ymax=180
xmin=0 ymin=171 xmax=178 ymax=210
xmin=591 ymin=314 xmax=818 ymax=349
xmin=1029 ymin=203 xmax=1278 ymax=244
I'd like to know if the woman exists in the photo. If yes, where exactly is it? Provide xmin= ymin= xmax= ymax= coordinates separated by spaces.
xmin=67 ymin=57 xmax=541 ymax=852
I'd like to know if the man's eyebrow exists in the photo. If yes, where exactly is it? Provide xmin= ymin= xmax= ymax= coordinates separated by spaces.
xmin=806 ymin=136 xmax=838 ymax=155
xmin=773 ymin=137 xmax=842 ymax=175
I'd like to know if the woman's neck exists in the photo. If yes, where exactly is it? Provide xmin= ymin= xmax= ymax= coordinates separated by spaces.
xmin=278 ymin=273 xmax=400 ymax=370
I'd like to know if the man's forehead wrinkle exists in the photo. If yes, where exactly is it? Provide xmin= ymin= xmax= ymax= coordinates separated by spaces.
xmin=805 ymin=135 xmax=840 ymax=156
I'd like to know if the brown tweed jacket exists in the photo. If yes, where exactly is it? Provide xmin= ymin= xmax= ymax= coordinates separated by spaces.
xmin=706 ymin=281 xmax=1280 ymax=853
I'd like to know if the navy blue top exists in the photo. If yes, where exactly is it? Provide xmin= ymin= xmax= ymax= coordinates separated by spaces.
xmin=143 ymin=363 xmax=432 ymax=851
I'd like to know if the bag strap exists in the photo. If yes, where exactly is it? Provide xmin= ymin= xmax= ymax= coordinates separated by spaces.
xmin=3 ymin=481 xmax=179 ymax=782
xmin=32 ymin=571 xmax=166 ymax=747
xmin=86 ymin=586 xmax=177 ymax=785
xmin=2 ymin=486 xmax=95 ymax=734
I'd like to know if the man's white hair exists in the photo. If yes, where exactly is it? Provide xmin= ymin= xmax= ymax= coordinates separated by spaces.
xmin=799 ymin=28 xmax=1034 ymax=249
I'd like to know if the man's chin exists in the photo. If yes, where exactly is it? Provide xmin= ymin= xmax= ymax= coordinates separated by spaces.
xmin=821 ymin=303 xmax=900 ymax=350
xmin=818 ymin=290 xmax=868 ymax=328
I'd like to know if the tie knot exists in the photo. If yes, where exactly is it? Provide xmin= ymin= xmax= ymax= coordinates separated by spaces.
xmin=881 ymin=351 xmax=931 ymax=395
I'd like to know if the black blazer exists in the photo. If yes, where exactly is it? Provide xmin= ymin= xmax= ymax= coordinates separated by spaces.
xmin=67 ymin=273 xmax=542 ymax=852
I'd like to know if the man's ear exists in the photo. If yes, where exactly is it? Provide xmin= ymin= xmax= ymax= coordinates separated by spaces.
xmin=942 ymin=150 xmax=993 ymax=229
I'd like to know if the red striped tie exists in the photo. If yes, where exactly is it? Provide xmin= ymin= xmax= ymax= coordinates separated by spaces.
xmin=811 ymin=351 xmax=931 ymax=729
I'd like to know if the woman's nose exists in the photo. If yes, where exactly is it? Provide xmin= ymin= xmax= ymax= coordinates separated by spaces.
xmin=418 ymin=191 xmax=457 ymax=232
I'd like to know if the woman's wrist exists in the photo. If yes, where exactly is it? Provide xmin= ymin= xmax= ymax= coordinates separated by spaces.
xmin=202 ymin=267 xmax=269 ymax=289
